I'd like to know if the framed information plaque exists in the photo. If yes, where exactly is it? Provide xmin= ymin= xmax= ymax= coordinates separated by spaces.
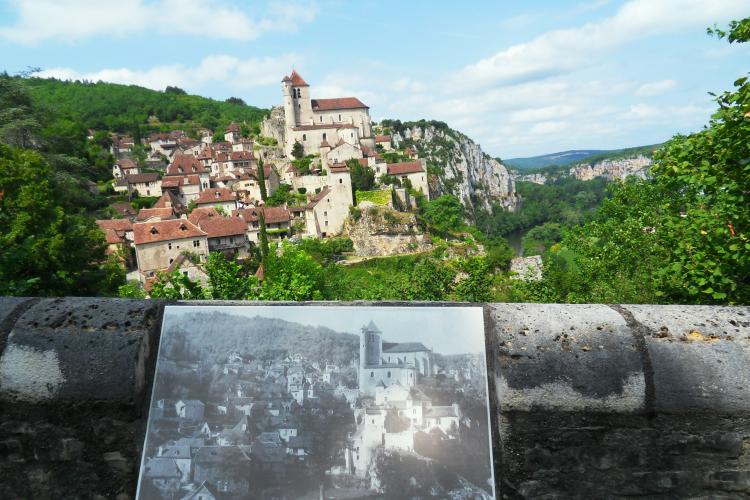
xmin=137 ymin=305 xmax=495 ymax=499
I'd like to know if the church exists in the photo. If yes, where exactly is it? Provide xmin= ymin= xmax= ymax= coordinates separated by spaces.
xmin=280 ymin=70 xmax=376 ymax=157
xmin=358 ymin=321 xmax=433 ymax=396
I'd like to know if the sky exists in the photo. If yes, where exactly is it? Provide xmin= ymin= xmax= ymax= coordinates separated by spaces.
xmin=0 ymin=0 xmax=748 ymax=157
xmin=163 ymin=305 xmax=487 ymax=355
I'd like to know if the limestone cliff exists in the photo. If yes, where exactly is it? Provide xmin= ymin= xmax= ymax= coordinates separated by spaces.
xmin=387 ymin=121 xmax=519 ymax=213
xmin=514 ymin=154 xmax=652 ymax=184
xmin=568 ymin=154 xmax=651 ymax=181
xmin=343 ymin=206 xmax=432 ymax=257
xmin=260 ymin=106 xmax=286 ymax=145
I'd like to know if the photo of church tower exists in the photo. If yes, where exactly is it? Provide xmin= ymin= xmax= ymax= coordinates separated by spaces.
xmin=358 ymin=320 xmax=432 ymax=396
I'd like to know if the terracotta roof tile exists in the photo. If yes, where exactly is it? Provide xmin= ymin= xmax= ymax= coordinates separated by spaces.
xmin=387 ymin=161 xmax=424 ymax=175
xmin=136 ymin=207 xmax=175 ymax=221
xmin=197 ymin=216 xmax=247 ymax=238
xmin=133 ymin=219 xmax=206 ymax=245
xmin=311 ymin=97 xmax=368 ymax=110
xmin=375 ymin=135 xmax=391 ymax=143
xmin=96 ymin=219 xmax=133 ymax=231
xmin=288 ymin=70 xmax=308 ymax=87
xmin=125 ymin=173 xmax=159 ymax=184
xmin=166 ymin=153 xmax=207 ymax=175
xmin=195 ymin=188 xmax=236 ymax=205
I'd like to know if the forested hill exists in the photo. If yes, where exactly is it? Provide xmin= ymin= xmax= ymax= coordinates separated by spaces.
xmin=162 ymin=311 xmax=359 ymax=365
xmin=505 ymin=144 xmax=660 ymax=171
xmin=24 ymin=77 xmax=268 ymax=134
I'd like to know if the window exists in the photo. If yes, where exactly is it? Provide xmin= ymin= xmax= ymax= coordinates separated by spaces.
xmin=387 ymin=371 xmax=391 ymax=378
xmin=338 ymin=114 xmax=341 ymax=121
xmin=193 ymin=240 xmax=200 ymax=247
xmin=339 ymin=179 xmax=343 ymax=184
xmin=298 ymin=103 xmax=300 ymax=109
xmin=182 ymin=271 xmax=188 ymax=277
xmin=322 ymin=133 xmax=326 ymax=140
xmin=323 ymin=211 xmax=327 ymax=216
xmin=325 ymin=220 xmax=328 ymax=226
xmin=169 ymin=258 xmax=173 ymax=264
xmin=370 ymin=372 xmax=374 ymax=378
xmin=320 ymin=116 xmax=322 ymax=122
xmin=168 ymin=243 xmax=172 ymax=250
xmin=302 ymin=134 xmax=306 ymax=141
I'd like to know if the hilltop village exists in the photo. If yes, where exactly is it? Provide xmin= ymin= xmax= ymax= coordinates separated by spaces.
xmin=96 ymin=71 xmax=430 ymax=292
xmin=140 ymin=320 xmax=490 ymax=499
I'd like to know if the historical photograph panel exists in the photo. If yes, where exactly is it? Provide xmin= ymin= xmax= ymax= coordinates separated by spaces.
xmin=137 ymin=305 xmax=495 ymax=499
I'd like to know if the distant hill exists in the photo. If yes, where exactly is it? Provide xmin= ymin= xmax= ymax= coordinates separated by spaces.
xmin=161 ymin=311 xmax=360 ymax=366
xmin=23 ymin=76 xmax=268 ymax=134
xmin=505 ymin=144 xmax=661 ymax=171
xmin=504 ymin=150 xmax=606 ymax=170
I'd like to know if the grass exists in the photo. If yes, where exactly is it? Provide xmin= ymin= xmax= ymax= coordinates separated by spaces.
xmin=356 ymin=189 xmax=391 ymax=206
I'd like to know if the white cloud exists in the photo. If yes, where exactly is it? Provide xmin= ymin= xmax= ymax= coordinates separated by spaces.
xmin=0 ymin=0 xmax=317 ymax=44
xmin=447 ymin=0 xmax=747 ymax=91
xmin=635 ymin=79 xmax=677 ymax=96
xmin=36 ymin=54 xmax=298 ymax=93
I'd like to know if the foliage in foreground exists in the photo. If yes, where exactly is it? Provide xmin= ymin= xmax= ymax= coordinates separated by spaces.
xmin=0 ymin=145 xmax=123 ymax=296
xmin=515 ymin=18 xmax=750 ymax=305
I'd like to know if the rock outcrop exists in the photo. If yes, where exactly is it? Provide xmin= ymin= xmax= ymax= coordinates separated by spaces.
xmin=390 ymin=122 xmax=519 ymax=213
xmin=343 ymin=206 xmax=432 ymax=257
xmin=260 ymin=106 xmax=286 ymax=145
xmin=514 ymin=154 xmax=652 ymax=184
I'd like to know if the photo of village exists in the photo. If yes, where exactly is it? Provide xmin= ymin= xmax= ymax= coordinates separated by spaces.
xmin=136 ymin=306 xmax=494 ymax=500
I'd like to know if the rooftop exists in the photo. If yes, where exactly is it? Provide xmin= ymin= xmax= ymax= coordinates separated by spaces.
xmin=132 ymin=219 xmax=206 ymax=245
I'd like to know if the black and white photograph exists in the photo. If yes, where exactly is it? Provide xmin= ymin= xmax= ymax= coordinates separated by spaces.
xmin=136 ymin=305 xmax=495 ymax=500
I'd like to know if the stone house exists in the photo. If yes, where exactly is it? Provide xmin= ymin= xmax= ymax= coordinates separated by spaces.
xmin=320 ymin=139 xmax=362 ymax=169
xmin=112 ymin=158 xmax=140 ymax=178
xmin=125 ymin=172 xmax=162 ymax=198
xmin=375 ymin=135 xmax=392 ymax=150
xmin=136 ymin=207 xmax=175 ymax=223
xmin=189 ymin=208 xmax=249 ymax=258
xmin=299 ymin=165 xmax=354 ymax=237
xmin=95 ymin=219 xmax=133 ymax=257
xmin=175 ymin=400 xmax=205 ymax=421
xmin=232 ymin=165 xmax=280 ymax=204
xmin=193 ymin=446 xmax=253 ymax=496
xmin=233 ymin=206 xmax=291 ymax=243
xmin=386 ymin=160 xmax=430 ymax=199
xmin=161 ymin=174 xmax=202 ymax=205
xmin=193 ymin=187 xmax=238 ymax=213
xmin=133 ymin=219 xmax=208 ymax=282
xmin=166 ymin=153 xmax=210 ymax=189
xmin=224 ymin=122 xmax=241 ymax=144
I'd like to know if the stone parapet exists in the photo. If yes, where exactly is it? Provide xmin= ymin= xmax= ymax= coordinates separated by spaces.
xmin=0 ymin=298 xmax=747 ymax=498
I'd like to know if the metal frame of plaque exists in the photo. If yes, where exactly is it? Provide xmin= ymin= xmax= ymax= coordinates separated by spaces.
xmin=136 ymin=305 xmax=495 ymax=499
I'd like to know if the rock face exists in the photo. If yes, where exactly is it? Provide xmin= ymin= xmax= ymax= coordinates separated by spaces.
xmin=260 ymin=106 xmax=286 ymax=145
xmin=391 ymin=123 xmax=519 ymax=213
xmin=343 ymin=206 xmax=432 ymax=257
xmin=514 ymin=155 xmax=652 ymax=184
xmin=568 ymin=154 xmax=651 ymax=181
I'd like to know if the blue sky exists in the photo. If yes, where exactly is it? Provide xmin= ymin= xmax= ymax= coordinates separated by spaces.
xmin=1 ymin=0 xmax=748 ymax=157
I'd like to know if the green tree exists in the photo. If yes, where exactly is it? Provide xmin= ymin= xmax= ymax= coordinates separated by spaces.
xmin=0 ymin=145 xmax=123 ymax=296
xmin=261 ymin=244 xmax=324 ymax=300
xmin=257 ymin=157 xmax=268 ymax=201
xmin=291 ymin=140 xmax=304 ymax=159
xmin=204 ymin=252 xmax=258 ymax=299
xmin=347 ymin=158 xmax=375 ymax=191
xmin=0 ymin=74 xmax=41 ymax=149
xmin=419 ymin=195 xmax=466 ymax=236
xmin=522 ymin=19 xmax=750 ymax=304
xmin=454 ymin=258 xmax=494 ymax=302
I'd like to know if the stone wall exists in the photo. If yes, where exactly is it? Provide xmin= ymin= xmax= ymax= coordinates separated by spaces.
xmin=0 ymin=298 xmax=748 ymax=498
